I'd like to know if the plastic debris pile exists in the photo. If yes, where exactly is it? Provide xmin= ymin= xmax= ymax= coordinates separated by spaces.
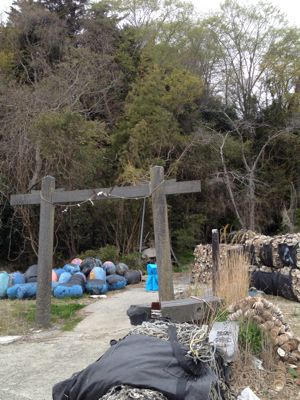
xmin=192 ymin=232 xmax=300 ymax=301
xmin=0 ymin=257 xmax=142 ymax=300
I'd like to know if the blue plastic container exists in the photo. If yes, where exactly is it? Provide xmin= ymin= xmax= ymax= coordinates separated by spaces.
xmin=106 ymin=274 xmax=127 ymax=291
xmin=0 ymin=271 xmax=9 ymax=298
xmin=146 ymin=263 xmax=158 ymax=291
xmin=58 ymin=272 xmax=72 ymax=284
xmin=53 ymin=285 xmax=84 ymax=298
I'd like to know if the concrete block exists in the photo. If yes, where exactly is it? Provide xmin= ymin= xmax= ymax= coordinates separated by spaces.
xmin=127 ymin=296 xmax=221 ymax=325
xmin=209 ymin=321 xmax=239 ymax=362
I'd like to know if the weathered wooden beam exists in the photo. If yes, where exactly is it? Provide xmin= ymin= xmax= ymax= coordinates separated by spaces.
xmin=10 ymin=180 xmax=201 ymax=206
xmin=36 ymin=176 xmax=55 ymax=327
xmin=10 ymin=183 xmax=150 ymax=205
xmin=10 ymin=193 xmax=41 ymax=205
xmin=164 ymin=180 xmax=201 ymax=195
xmin=212 ymin=228 xmax=220 ymax=296
xmin=150 ymin=166 xmax=174 ymax=301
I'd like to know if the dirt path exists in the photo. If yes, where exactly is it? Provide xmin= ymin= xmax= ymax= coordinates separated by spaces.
xmin=0 ymin=287 xmax=159 ymax=400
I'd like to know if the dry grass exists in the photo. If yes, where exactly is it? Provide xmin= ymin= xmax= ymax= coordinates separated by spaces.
xmin=216 ymin=250 xmax=249 ymax=306
xmin=186 ymin=281 xmax=213 ymax=298
xmin=230 ymin=349 xmax=300 ymax=400
xmin=0 ymin=299 xmax=32 ymax=335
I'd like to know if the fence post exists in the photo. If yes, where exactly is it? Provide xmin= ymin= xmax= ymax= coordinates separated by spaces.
xmin=150 ymin=166 xmax=174 ymax=301
xmin=36 ymin=176 xmax=55 ymax=326
xmin=212 ymin=228 xmax=220 ymax=295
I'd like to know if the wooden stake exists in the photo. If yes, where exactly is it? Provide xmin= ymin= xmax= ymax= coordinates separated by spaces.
xmin=212 ymin=228 xmax=220 ymax=296
xmin=36 ymin=176 xmax=55 ymax=327
xmin=150 ymin=166 xmax=174 ymax=301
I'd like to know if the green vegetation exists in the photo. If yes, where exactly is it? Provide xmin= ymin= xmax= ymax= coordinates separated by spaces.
xmin=214 ymin=309 xmax=230 ymax=322
xmin=78 ymin=245 xmax=143 ymax=269
xmin=0 ymin=298 xmax=88 ymax=335
xmin=0 ymin=0 xmax=298 ymax=266
xmin=288 ymin=367 xmax=299 ymax=379
xmin=238 ymin=318 xmax=265 ymax=355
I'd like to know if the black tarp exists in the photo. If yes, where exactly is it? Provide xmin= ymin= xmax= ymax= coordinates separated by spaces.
xmin=53 ymin=329 xmax=216 ymax=400
xmin=251 ymin=270 xmax=297 ymax=301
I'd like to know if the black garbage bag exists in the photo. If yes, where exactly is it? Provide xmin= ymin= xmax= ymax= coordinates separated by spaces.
xmin=260 ymin=244 xmax=273 ymax=267
xmin=103 ymin=261 xmax=116 ymax=276
xmin=278 ymin=243 xmax=298 ymax=267
xmin=80 ymin=258 xmax=102 ymax=277
xmin=52 ymin=327 xmax=216 ymax=400
xmin=24 ymin=264 xmax=38 ymax=283
xmin=127 ymin=305 xmax=151 ymax=326
xmin=251 ymin=270 xmax=297 ymax=301
xmin=124 ymin=270 xmax=142 ymax=285
xmin=115 ymin=263 xmax=129 ymax=276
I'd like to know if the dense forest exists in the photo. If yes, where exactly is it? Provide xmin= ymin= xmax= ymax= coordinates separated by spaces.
xmin=0 ymin=0 xmax=299 ymax=266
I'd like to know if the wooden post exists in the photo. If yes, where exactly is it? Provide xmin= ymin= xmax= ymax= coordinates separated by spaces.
xmin=139 ymin=197 xmax=146 ymax=253
xmin=36 ymin=176 xmax=55 ymax=327
xmin=212 ymin=228 xmax=220 ymax=295
xmin=10 ymin=173 xmax=201 ymax=308
xmin=150 ymin=166 xmax=174 ymax=301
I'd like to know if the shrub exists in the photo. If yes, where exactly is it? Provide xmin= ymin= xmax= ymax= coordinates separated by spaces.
xmin=78 ymin=249 xmax=100 ymax=259
xmin=238 ymin=318 xmax=265 ymax=355
xmin=79 ymin=245 xmax=120 ymax=263
xmin=98 ymin=245 xmax=120 ymax=262
xmin=121 ymin=252 xmax=143 ymax=270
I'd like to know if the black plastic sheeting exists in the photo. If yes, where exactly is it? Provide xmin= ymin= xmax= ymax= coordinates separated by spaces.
xmin=80 ymin=258 xmax=102 ymax=277
xmin=251 ymin=270 xmax=297 ymax=301
xmin=278 ymin=244 xmax=298 ymax=267
xmin=124 ymin=270 xmax=142 ymax=285
xmin=248 ymin=243 xmax=299 ymax=268
xmin=53 ymin=329 xmax=216 ymax=400
xmin=24 ymin=264 xmax=38 ymax=283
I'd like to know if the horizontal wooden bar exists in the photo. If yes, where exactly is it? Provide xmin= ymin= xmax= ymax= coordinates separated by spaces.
xmin=10 ymin=193 xmax=41 ymax=205
xmin=165 ymin=180 xmax=201 ymax=195
xmin=54 ymin=183 xmax=150 ymax=203
xmin=11 ymin=183 xmax=150 ymax=205
xmin=10 ymin=180 xmax=201 ymax=206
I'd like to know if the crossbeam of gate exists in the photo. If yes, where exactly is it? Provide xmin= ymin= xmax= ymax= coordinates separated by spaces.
xmin=10 ymin=166 xmax=201 ymax=326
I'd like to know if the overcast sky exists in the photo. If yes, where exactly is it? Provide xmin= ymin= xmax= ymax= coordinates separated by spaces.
xmin=0 ymin=0 xmax=299 ymax=25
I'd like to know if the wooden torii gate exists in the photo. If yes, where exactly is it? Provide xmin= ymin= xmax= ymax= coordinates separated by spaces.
xmin=10 ymin=166 xmax=201 ymax=326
